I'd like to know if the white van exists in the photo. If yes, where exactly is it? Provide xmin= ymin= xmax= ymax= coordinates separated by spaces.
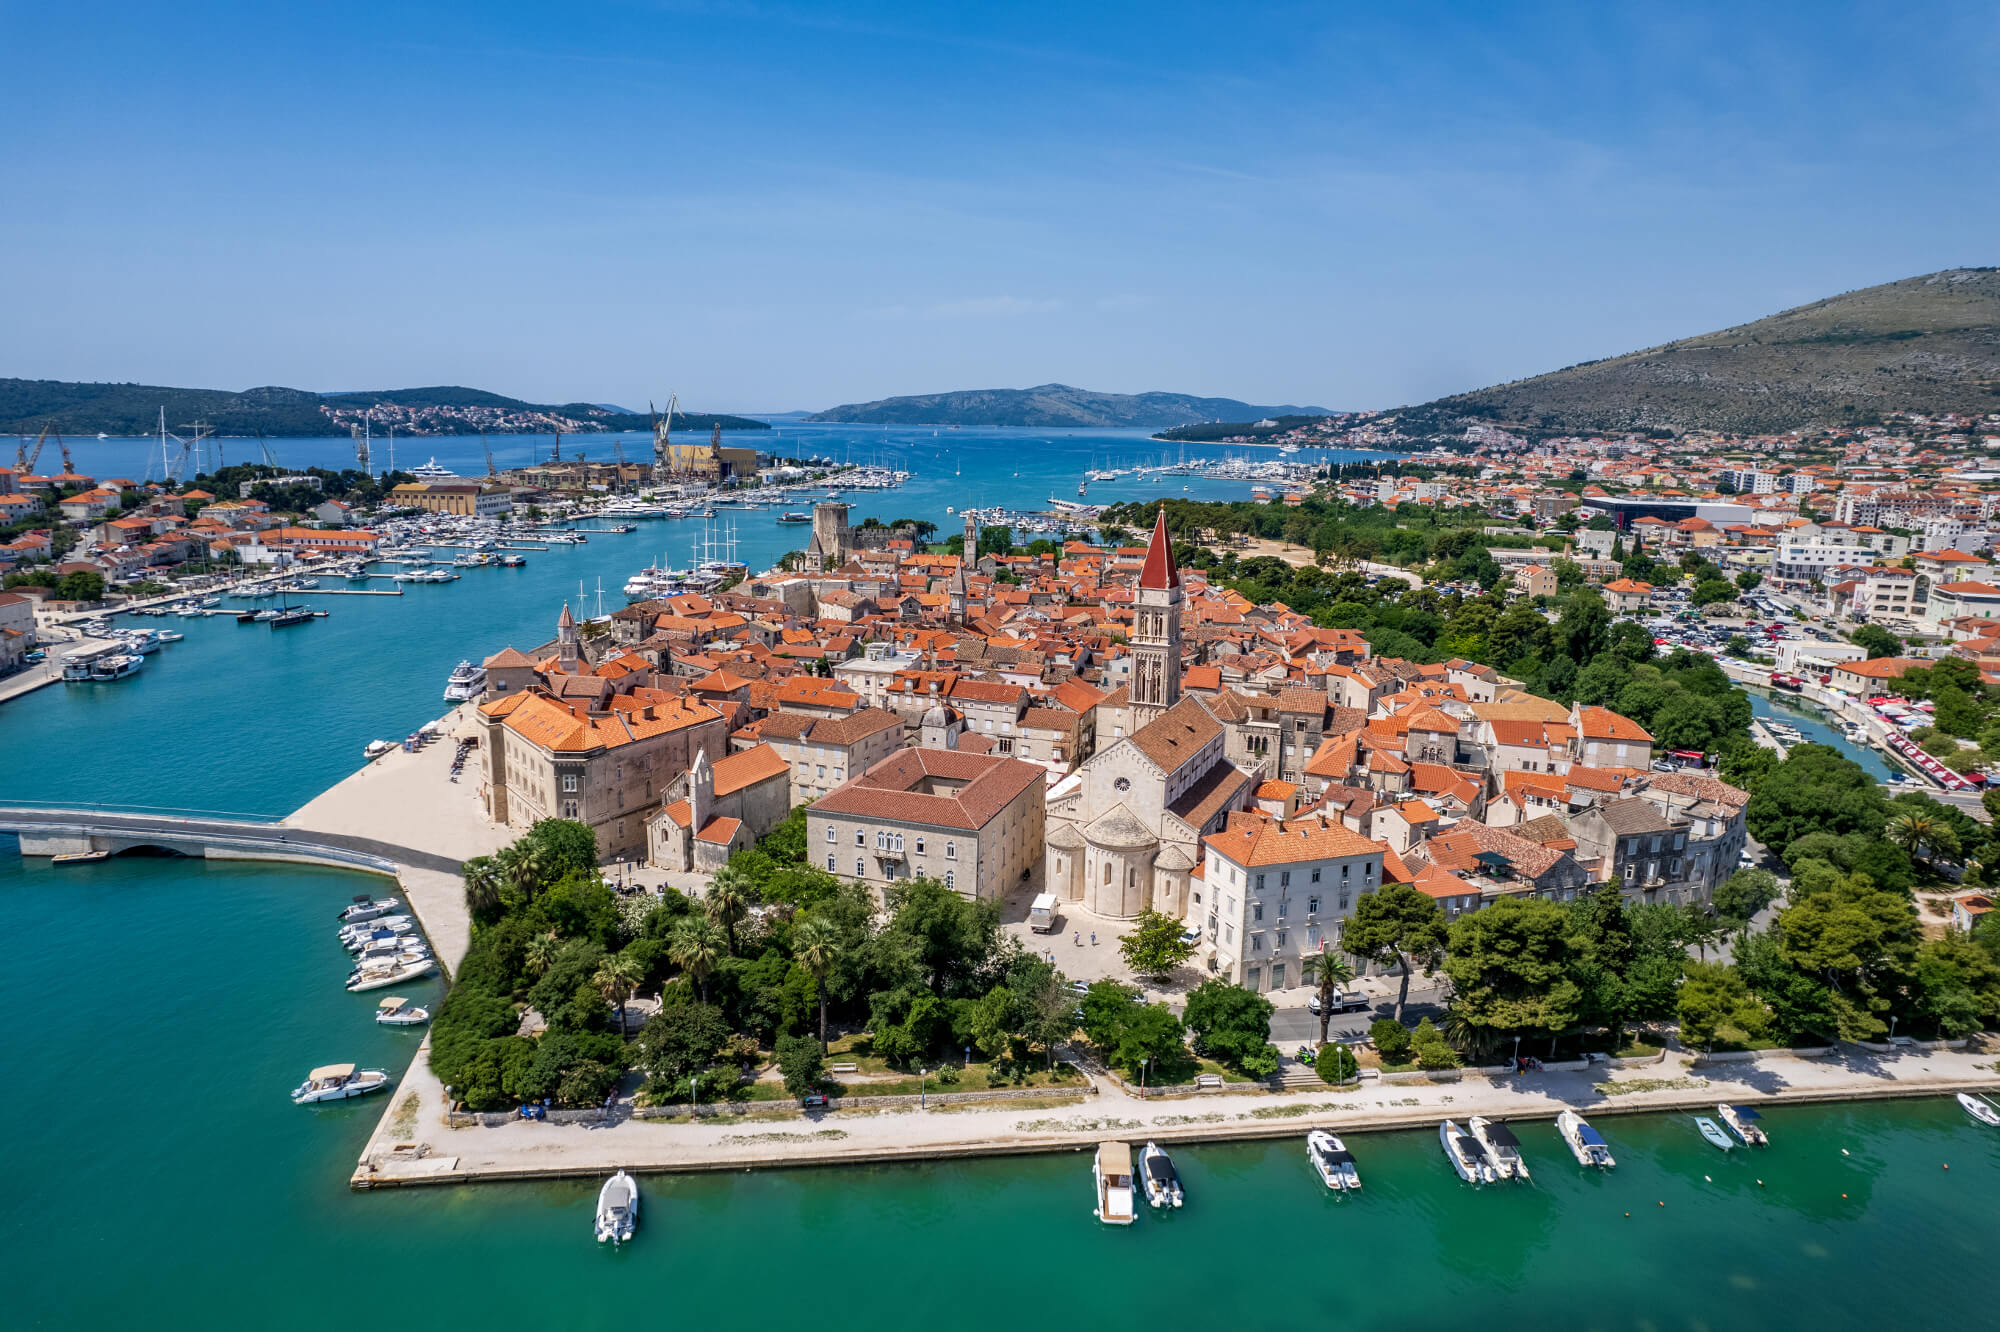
xmin=1028 ymin=893 xmax=1059 ymax=933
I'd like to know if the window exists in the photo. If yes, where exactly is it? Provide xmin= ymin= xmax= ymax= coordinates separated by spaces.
xmin=561 ymin=774 xmax=579 ymax=793
xmin=826 ymin=853 xmax=836 ymax=871
xmin=1224 ymin=924 xmax=1235 ymax=943
xmin=816 ymin=765 xmax=825 ymax=779
xmin=1308 ymin=894 xmax=1321 ymax=914
xmin=1276 ymin=930 xmax=1288 ymax=949
xmin=825 ymin=827 xmax=835 ymax=843
xmin=1280 ymin=870 xmax=1291 ymax=888
xmin=856 ymin=830 xmax=865 ymax=846
xmin=1255 ymin=873 xmax=1266 ymax=890
xmin=1364 ymin=861 xmax=1375 ymax=881
xmin=1252 ymin=933 xmax=1265 ymax=952
xmin=1311 ymin=868 xmax=1321 ymax=883
xmin=856 ymin=857 xmax=865 ymax=875
xmin=945 ymin=870 xmax=954 ymax=889
xmin=915 ymin=837 xmax=924 ymax=855
xmin=1247 ymin=967 xmax=1260 ymax=990
xmin=946 ymin=841 xmax=957 ymax=860
xmin=1341 ymin=863 xmax=1349 ymax=880
xmin=1253 ymin=901 xmax=1264 ymax=922
xmin=894 ymin=833 xmax=904 ymax=853
xmin=1338 ymin=889 xmax=1349 ymax=910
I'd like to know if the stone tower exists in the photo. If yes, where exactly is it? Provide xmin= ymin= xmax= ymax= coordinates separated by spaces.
xmin=1129 ymin=506 xmax=1182 ymax=726
xmin=687 ymin=746 xmax=714 ymax=832
xmin=946 ymin=558 xmax=968 ymax=625
xmin=963 ymin=509 xmax=979 ymax=562
xmin=557 ymin=602 xmax=581 ymax=675
xmin=806 ymin=501 xmax=851 ymax=574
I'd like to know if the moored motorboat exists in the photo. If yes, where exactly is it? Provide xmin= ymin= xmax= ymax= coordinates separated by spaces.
xmin=1957 ymin=1092 xmax=2000 ymax=1127
xmin=1718 ymin=1103 xmax=1768 ymax=1145
xmin=1557 ymin=1110 xmax=1615 ymax=1167
xmin=337 ymin=896 xmax=402 ymax=924
xmin=596 ymin=1170 xmax=640 ymax=1243
xmin=1695 ymin=1116 xmax=1736 ymax=1151
xmin=375 ymin=996 xmax=431 ymax=1026
xmin=442 ymin=659 xmax=487 ymax=701
xmin=1468 ymin=1116 xmax=1530 ymax=1180
xmin=1093 ymin=1141 xmax=1136 ymax=1224
xmin=1441 ymin=1119 xmax=1499 ymax=1183
xmin=1140 ymin=1141 xmax=1183 ymax=1209
xmin=51 ymin=849 xmax=112 ymax=865
xmin=291 ymin=1063 xmax=390 ymax=1104
xmin=346 ymin=957 xmax=438 ymax=992
xmin=340 ymin=917 xmax=415 ymax=946
xmin=1307 ymin=1130 xmax=1361 ymax=1192
xmin=364 ymin=740 xmax=395 ymax=759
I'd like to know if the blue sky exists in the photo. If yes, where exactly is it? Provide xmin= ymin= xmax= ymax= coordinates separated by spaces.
xmin=4 ymin=1 xmax=1995 ymax=413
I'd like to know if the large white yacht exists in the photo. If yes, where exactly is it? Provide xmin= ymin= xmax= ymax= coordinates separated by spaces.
xmin=443 ymin=659 xmax=487 ymax=701
xmin=408 ymin=457 xmax=458 ymax=480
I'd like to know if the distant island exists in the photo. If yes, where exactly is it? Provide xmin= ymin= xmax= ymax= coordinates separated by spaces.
xmin=806 ymin=383 xmax=1333 ymax=429
xmin=0 ymin=378 xmax=769 ymax=437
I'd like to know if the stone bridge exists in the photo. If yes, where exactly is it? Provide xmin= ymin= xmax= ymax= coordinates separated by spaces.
xmin=0 ymin=805 xmax=463 ymax=878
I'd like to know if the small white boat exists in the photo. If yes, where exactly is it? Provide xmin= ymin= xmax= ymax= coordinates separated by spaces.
xmin=596 ymin=1170 xmax=640 ymax=1243
xmin=51 ymin=849 xmax=111 ymax=865
xmin=353 ymin=943 xmax=432 ymax=970
xmin=1957 ymin=1093 xmax=2000 ymax=1127
xmin=340 ymin=916 xmax=413 ymax=943
xmin=1694 ymin=1116 xmax=1735 ymax=1151
xmin=1557 ymin=1110 xmax=1615 ymax=1168
xmin=1718 ymin=1103 xmax=1768 ymax=1146
xmin=346 ymin=957 xmax=438 ymax=992
xmin=375 ymin=996 xmax=430 ymax=1026
xmin=1307 ymin=1130 xmax=1361 ymax=1192
xmin=1093 ymin=1140 xmax=1136 ymax=1224
xmin=1441 ymin=1120 xmax=1499 ymax=1183
xmin=364 ymin=740 xmax=395 ymax=759
xmin=1469 ymin=1116 xmax=1530 ymax=1180
xmin=337 ymin=896 xmax=401 ymax=924
xmin=291 ymin=1062 xmax=390 ymax=1104
xmin=1140 ymin=1141 xmax=1183 ymax=1209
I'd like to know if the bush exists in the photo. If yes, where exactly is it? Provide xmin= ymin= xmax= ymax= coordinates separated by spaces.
xmin=1370 ymin=1018 xmax=1412 ymax=1062
xmin=775 ymin=1033 xmax=824 ymax=1098
xmin=1410 ymin=1017 xmax=1461 ymax=1070
xmin=1315 ymin=1043 xmax=1359 ymax=1084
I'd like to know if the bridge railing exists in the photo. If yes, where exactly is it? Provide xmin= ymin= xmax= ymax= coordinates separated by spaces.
xmin=0 ymin=799 xmax=283 ymax=824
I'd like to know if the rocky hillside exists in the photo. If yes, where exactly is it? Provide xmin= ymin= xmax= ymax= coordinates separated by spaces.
xmin=807 ymin=383 xmax=1331 ymax=428
xmin=1395 ymin=268 xmax=2000 ymax=436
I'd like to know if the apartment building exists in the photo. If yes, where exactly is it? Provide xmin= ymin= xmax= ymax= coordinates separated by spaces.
xmin=808 ymin=749 xmax=1046 ymax=902
xmin=1199 ymin=810 xmax=1387 ymax=994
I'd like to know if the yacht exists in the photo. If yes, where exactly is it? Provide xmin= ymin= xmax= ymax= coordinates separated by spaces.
xmin=352 ymin=945 xmax=432 ymax=974
xmin=1093 ymin=1141 xmax=1136 ymax=1225
xmin=1717 ymin=1104 xmax=1768 ymax=1146
xmin=1440 ymin=1120 xmax=1499 ymax=1183
xmin=337 ymin=896 xmax=402 ymax=924
xmin=1557 ymin=1110 xmax=1615 ymax=1167
xmin=1694 ymin=1116 xmax=1736 ymax=1151
xmin=291 ymin=1063 xmax=390 ymax=1104
xmin=409 ymin=457 xmax=458 ymax=480
xmin=596 ymin=1171 xmax=640 ymax=1243
xmin=375 ymin=997 xmax=430 ymax=1026
xmin=88 ymin=653 xmax=144 ymax=681
xmin=1468 ymin=1116 xmax=1530 ymax=1179
xmin=443 ymin=659 xmax=487 ymax=701
xmin=1957 ymin=1092 xmax=2000 ymax=1127
xmin=340 ymin=914 xmax=413 ymax=940
xmin=1307 ymin=1130 xmax=1361 ymax=1192
xmin=777 ymin=511 xmax=812 ymax=524
xmin=498 ymin=554 xmax=526 ymax=567
xmin=1139 ymin=1141 xmax=1184 ymax=1209
xmin=346 ymin=957 xmax=438 ymax=992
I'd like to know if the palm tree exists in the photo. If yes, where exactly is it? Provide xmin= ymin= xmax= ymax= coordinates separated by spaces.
xmin=668 ymin=917 xmax=725 ymax=1005
xmin=462 ymin=855 xmax=503 ymax=918
xmin=705 ymin=866 xmax=752 ymax=956
xmin=525 ymin=932 xmax=560 ymax=978
xmin=1311 ymin=946 xmax=1356 ymax=1048
xmin=1885 ymin=812 xmax=1960 ymax=867
xmin=496 ymin=840 xmax=551 ymax=904
xmin=792 ymin=918 xmax=843 ymax=1051
xmin=595 ymin=954 xmax=645 ymax=1034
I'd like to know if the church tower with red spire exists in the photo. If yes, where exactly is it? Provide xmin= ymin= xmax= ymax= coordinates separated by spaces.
xmin=1131 ymin=505 xmax=1183 ymax=726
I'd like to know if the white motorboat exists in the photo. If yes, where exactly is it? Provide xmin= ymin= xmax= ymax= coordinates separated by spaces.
xmin=1307 ymin=1130 xmax=1361 ymax=1192
xmin=1468 ymin=1116 xmax=1530 ymax=1180
xmin=353 ymin=944 xmax=432 ymax=970
xmin=596 ymin=1170 xmax=640 ymax=1243
xmin=1557 ymin=1110 xmax=1615 ymax=1167
xmin=337 ymin=896 xmax=402 ymax=924
xmin=1957 ymin=1092 xmax=2000 ymax=1127
xmin=1093 ymin=1141 xmax=1136 ymax=1224
xmin=346 ymin=957 xmax=438 ymax=992
xmin=1441 ymin=1120 xmax=1499 ymax=1184
xmin=1695 ymin=1116 xmax=1736 ymax=1151
xmin=291 ymin=1063 xmax=390 ymax=1104
xmin=442 ymin=659 xmax=487 ymax=701
xmin=1718 ymin=1103 xmax=1768 ymax=1146
xmin=1140 ymin=1141 xmax=1183 ymax=1209
xmin=364 ymin=740 xmax=396 ymax=759
xmin=375 ymin=996 xmax=431 ymax=1026
xmin=340 ymin=914 xmax=413 ymax=941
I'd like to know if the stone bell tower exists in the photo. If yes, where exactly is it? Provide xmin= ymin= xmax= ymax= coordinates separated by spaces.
xmin=1129 ymin=506 xmax=1182 ymax=727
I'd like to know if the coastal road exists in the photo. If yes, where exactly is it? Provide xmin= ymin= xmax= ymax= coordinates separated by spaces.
xmin=1268 ymin=979 xmax=1448 ymax=1045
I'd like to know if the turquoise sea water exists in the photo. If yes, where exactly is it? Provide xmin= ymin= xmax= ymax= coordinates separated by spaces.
xmin=7 ymin=426 xmax=1990 ymax=1327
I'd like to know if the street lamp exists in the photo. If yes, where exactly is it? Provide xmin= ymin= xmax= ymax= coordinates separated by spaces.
xmin=1512 ymin=1033 xmax=1522 ymax=1073
xmin=1141 ymin=1057 xmax=1149 ymax=1093
xmin=690 ymin=1072 xmax=701 ymax=1120
xmin=920 ymin=1067 xmax=928 ymax=1110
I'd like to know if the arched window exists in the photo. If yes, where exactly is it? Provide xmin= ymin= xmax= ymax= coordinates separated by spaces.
xmin=945 ymin=841 xmax=957 ymax=859
xmin=856 ymin=857 xmax=865 ymax=876
xmin=1103 ymin=862 xmax=1112 ymax=885
xmin=825 ymin=826 xmax=835 ymax=844
xmin=915 ymin=837 xmax=924 ymax=855
xmin=945 ymin=870 xmax=954 ymax=890
xmin=1128 ymin=867 xmax=1136 ymax=888
xmin=826 ymin=853 xmax=835 ymax=871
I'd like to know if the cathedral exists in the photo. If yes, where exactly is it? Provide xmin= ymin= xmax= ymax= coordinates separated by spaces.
xmin=1043 ymin=508 xmax=1263 ymax=919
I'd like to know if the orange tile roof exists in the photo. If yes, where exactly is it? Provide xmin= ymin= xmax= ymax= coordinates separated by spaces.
xmin=1202 ymin=811 xmax=1383 ymax=867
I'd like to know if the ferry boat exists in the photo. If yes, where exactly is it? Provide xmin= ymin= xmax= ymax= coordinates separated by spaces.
xmin=1468 ymin=1116 xmax=1530 ymax=1179
xmin=596 ymin=1171 xmax=640 ymax=1243
xmin=1718 ymin=1103 xmax=1768 ymax=1145
xmin=375 ymin=997 xmax=430 ymax=1026
xmin=443 ymin=659 xmax=487 ymax=701
xmin=1139 ymin=1141 xmax=1183 ymax=1209
xmin=1307 ymin=1131 xmax=1361 ymax=1191
xmin=291 ymin=1063 xmax=390 ymax=1104
xmin=1440 ymin=1120 xmax=1499 ymax=1183
xmin=1093 ymin=1141 xmax=1136 ymax=1224
xmin=1557 ymin=1110 xmax=1615 ymax=1167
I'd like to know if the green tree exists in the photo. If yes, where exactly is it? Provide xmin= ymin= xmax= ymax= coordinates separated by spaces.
xmin=1111 ymin=1003 xmax=1191 ymax=1081
xmin=790 ymin=917 xmax=842 ymax=1050
xmin=1884 ymin=811 xmax=1961 ymax=868
xmin=1118 ymin=910 xmax=1195 ymax=979
xmin=1315 ymin=1042 xmax=1359 ymax=1084
xmin=1735 ymin=570 xmax=1763 ymax=593
xmin=1744 ymin=745 xmax=1887 ymax=850
xmin=462 ymin=855 xmax=504 ymax=923
xmin=1676 ymin=962 xmax=1771 ymax=1048
xmin=593 ymin=954 xmax=644 ymax=1034
xmin=775 ymin=1032 xmax=825 ymax=1097
xmin=1774 ymin=873 xmax=1920 ymax=1041
xmin=1342 ymin=885 xmax=1448 ymax=1020
xmin=1443 ymin=896 xmax=1581 ymax=1053
xmin=667 ymin=916 xmax=726 ymax=1004
xmin=1690 ymin=577 xmax=1738 ymax=607
xmin=55 ymin=569 xmax=106 ymax=601
xmin=1850 ymin=624 xmax=1900 ymax=659
xmin=704 ymin=864 xmax=754 ymax=956
xmin=1913 ymin=934 xmax=2000 ymax=1035
xmin=882 ymin=877 xmax=1000 ymax=996
xmin=1182 ymin=980 xmax=1278 ymax=1076
xmin=1079 ymin=980 xmax=1139 ymax=1050
xmin=1369 ymin=1017 xmax=1412 ymax=1063
xmin=1409 ymin=1016 xmax=1461 ymax=1069
xmin=635 ymin=1002 xmax=729 ymax=1084
xmin=1311 ymin=949 xmax=1357 ymax=1046
xmin=1713 ymin=868 xmax=1779 ymax=926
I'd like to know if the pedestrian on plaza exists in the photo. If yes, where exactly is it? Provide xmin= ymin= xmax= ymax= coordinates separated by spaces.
xmin=1090 ymin=931 xmax=1097 ymax=946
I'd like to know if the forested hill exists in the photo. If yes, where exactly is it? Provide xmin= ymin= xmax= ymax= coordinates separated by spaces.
xmin=1384 ymin=268 xmax=2000 ymax=437
xmin=807 ymin=383 xmax=1332 ymax=428
xmin=0 ymin=378 xmax=768 ymax=436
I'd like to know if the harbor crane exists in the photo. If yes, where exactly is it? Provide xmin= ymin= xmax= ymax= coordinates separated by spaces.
xmin=58 ymin=432 xmax=75 ymax=477
xmin=16 ymin=425 xmax=50 ymax=475
xmin=354 ymin=419 xmax=371 ymax=474
xmin=483 ymin=432 xmax=496 ymax=478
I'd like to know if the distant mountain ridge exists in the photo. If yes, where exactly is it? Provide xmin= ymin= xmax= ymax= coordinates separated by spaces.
xmin=1388 ymin=268 xmax=2000 ymax=436
xmin=807 ymin=383 xmax=1333 ymax=428
xmin=0 ymin=378 xmax=766 ymax=436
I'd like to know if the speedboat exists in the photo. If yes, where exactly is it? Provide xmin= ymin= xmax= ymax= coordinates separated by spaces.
xmin=1718 ymin=1104 xmax=1768 ymax=1146
xmin=291 ymin=1063 xmax=390 ymax=1104
xmin=1557 ymin=1110 xmax=1615 ymax=1167
xmin=337 ymin=896 xmax=402 ymax=924
xmin=340 ymin=916 xmax=414 ymax=945
xmin=346 ymin=957 xmax=438 ymax=992
xmin=1469 ymin=1116 xmax=1530 ymax=1180
xmin=375 ymin=996 xmax=430 ymax=1026
xmin=1307 ymin=1130 xmax=1361 ymax=1192
xmin=364 ymin=740 xmax=395 ymax=759
xmin=353 ymin=943 xmax=432 ymax=970
xmin=596 ymin=1170 xmax=640 ymax=1243
xmin=1140 ymin=1141 xmax=1183 ymax=1209
xmin=1441 ymin=1120 xmax=1499 ymax=1183
xmin=1957 ymin=1092 xmax=2000 ymax=1127
xmin=1694 ymin=1116 xmax=1735 ymax=1151
xmin=1093 ymin=1141 xmax=1136 ymax=1224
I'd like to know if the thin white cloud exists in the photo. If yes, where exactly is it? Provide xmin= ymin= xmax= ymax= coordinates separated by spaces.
xmin=867 ymin=296 xmax=1063 ymax=321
